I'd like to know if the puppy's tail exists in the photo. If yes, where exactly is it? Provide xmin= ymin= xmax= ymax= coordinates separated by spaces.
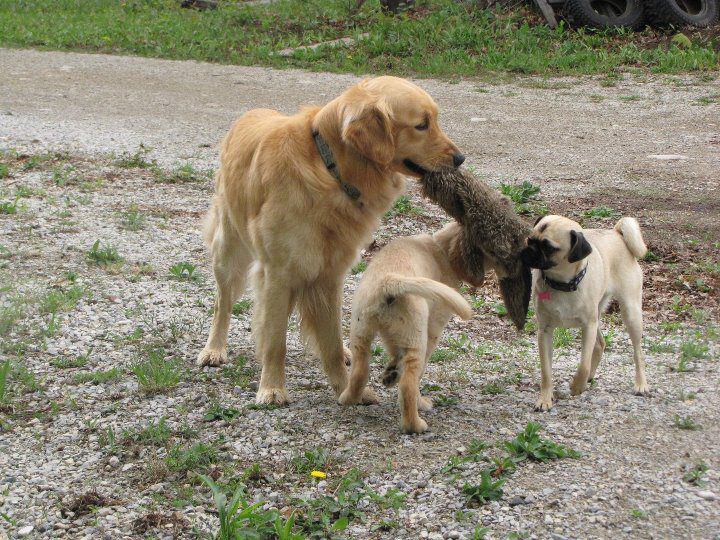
xmin=379 ymin=273 xmax=473 ymax=320
xmin=615 ymin=217 xmax=647 ymax=259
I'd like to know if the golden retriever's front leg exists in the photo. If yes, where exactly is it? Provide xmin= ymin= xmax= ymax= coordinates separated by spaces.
xmin=298 ymin=281 xmax=356 ymax=399
xmin=254 ymin=276 xmax=295 ymax=405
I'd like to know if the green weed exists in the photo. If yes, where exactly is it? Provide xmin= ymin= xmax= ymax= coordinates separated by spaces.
xmin=169 ymin=261 xmax=201 ymax=282
xmin=351 ymin=260 xmax=368 ymax=275
xmin=504 ymin=422 xmax=580 ymax=462
xmin=113 ymin=145 xmax=154 ymax=168
xmin=290 ymin=447 xmax=328 ymax=475
xmin=232 ymin=299 xmax=252 ymax=316
xmin=583 ymin=206 xmax=617 ymax=218
xmin=204 ymin=403 xmax=242 ymax=422
xmin=673 ymin=415 xmax=701 ymax=430
xmin=462 ymin=471 xmax=505 ymax=505
xmin=385 ymin=195 xmax=421 ymax=217
xmin=123 ymin=417 xmax=172 ymax=447
xmin=166 ymin=442 xmax=218 ymax=474
xmin=87 ymin=240 xmax=122 ymax=266
xmin=120 ymin=204 xmax=146 ymax=231
xmin=682 ymin=460 xmax=708 ymax=486
xmin=131 ymin=348 xmax=183 ymax=394
xmin=73 ymin=368 xmax=122 ymax=385
xmin=499 ymin=180 xmax=547 ymax=216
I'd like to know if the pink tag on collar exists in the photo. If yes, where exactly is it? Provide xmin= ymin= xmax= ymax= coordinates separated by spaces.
xmin=537 ymin=291 xmax=551 ymax=301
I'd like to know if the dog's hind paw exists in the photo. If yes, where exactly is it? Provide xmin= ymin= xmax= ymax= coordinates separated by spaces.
xmin=534 ymin=396 xmax=554 ymax=412
xmin=381 ymin=367 xmax=399 ymax=387
xmin=255 ymin=386 xmax=289 ymax=406
xmin=418 ymin=396 xmax=433 ymax=411
xmin=361 ymin=387 xmax=380 ymax=405
xmin=197 ymin=347 xmax=227 ymax=367
xmin=402 ymin=416 xmax=428 ymax=434
xmin=634 ymin=382 xmax=650 ymax=396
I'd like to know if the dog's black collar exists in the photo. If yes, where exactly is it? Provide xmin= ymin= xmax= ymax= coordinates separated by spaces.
xmin=542 ymin=265 xmax=587 ymax=292
xmin=312 ymin=130 xmax=361 ymax=202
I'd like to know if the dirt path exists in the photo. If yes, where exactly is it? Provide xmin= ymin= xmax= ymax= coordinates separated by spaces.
xmin=0 ymin=48 xmax=719 ymax=540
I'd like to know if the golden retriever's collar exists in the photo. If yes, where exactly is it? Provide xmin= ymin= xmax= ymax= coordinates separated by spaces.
xmin=312 ymin=130 xmax=361 ymax=202
xmin=542 ymin=264 xmax=588 ymax=292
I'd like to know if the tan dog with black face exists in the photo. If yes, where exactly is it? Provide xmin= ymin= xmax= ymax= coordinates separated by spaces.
xmin=520 ymin=215 xmax=649 ymax=411
xmin=199 ymin=76 xmax=463 ymax=406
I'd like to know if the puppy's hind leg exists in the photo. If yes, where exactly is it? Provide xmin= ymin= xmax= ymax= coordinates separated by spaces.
xmin=198 ymin=211 xmax=253 ymax=367
xmin=620 ymin=294 xmax=649 ymax=395
xmin=398 ymin=349 xmax=428 ymax=434
xmin=338 ymin=319 xmax=380 ymax=406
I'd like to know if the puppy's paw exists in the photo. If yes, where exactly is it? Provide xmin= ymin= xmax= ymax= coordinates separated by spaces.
xmin=343 ymin=346 xmax=352 ymax=367
xmin=418 ymin=396 xmax=433 ymax=411
xmin=197 ymin=347 xmax=227 ymax=367
xmin=570 ymin=377 xmax=587 ymax=396
xmin=534 ymin=397 xmax=554 ymax=412
xmin=634 ymin=382 xmax=650 ymax=396
xmin=360 ymin=387 xmax=380 ymax=405
xmin=381 ymin=367 xmax=399 ymax=387
xmin=255 ymin=386 xmax=289 ymax=406
xmin=402 ymin=416 xmax=428 ymax=434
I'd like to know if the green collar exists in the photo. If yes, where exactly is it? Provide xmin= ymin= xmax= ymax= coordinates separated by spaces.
xmin=312 ymin=130 xmax=361 ymax=202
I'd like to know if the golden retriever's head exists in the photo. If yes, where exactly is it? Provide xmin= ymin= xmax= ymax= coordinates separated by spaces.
xmin=334 ymin=76 xmax=464 ymax=175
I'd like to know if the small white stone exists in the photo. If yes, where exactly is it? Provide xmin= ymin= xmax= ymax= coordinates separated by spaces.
xmin=697 ymin=490 xmax=717 ymax=501
xmin=18 ymin=525 xmax=35 ymax=537
xmin=647 ymin=154 xmax=687 ymax=161
xmin=470 ymin=117 xmax=487 ymax=123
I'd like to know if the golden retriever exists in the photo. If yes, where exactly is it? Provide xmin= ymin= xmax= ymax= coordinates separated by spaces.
xmin=198 ymin=76 xmax=464 ymax=405
xmin=338 ymin=221 xmax=482 ymax=433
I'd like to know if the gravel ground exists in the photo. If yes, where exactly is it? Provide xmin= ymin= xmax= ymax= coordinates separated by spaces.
xmin=0 ymin=49 xmax=719 ymax=540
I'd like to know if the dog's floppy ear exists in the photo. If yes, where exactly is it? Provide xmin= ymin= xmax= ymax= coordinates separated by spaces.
xmin=567 ymin=230 xmax=592 ymax=262
xmin=534 ymin=215 xmax=545 ymax=226
xmin=342 ymin=96 xmax=395 ymax=166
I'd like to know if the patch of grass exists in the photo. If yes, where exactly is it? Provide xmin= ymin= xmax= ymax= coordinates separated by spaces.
xmin=480 ymin=381 xmax=505 ymax=395
xmin=87 ymin=240 xmax=122 ymax=266
xmin=0 ymin=359 xmax=11 ymax=406
xmin=113 ymin=145 xmax=154 ymax=168
xmin=222 ymin=355 xmax=254 ymax=388
xmin=120 ymin=204 xmax=146 ymax=231
xmin=51 ymin=349 xmax=91 ymax=369
xmin=0 ymin=197 xmax=20 ymax=215
xmin=583 ymin=206 xmax=617 ymax=219
xmin=630 ymin=508 xmax=647 ymax=519
xmin=39 ymin=284 xmax=85 ymax=315
xmin=123 ymin=417 xmax=172 ymax=447
xmin=499 ymin=180 xmax=547 ymax=216
xmin=169 ymin=261 xmax=201 ymax=282
xmin=0 ymin=163 xmax=8 ymax=178
xmin=131 ymin=348 xmax=183 ymax=395
xmin=4 ymin=1 xmax=717 ymax=77
xmin=290 ymin=447 xmax=329 ymax=475
xmin=618 ymin=94 xmax=642 ymax=102
xmin=673 ymin=415 xmax=701 ymax=430
xmin=642 ymin=250 xmax=660 ymax=262
xmin=232 ymin=299 xmax=252 ymax=316
xmin=504 ymin=422 xmax=580 ymax=462
xmin=204 ymin=403 xmax=242 ymax=422
xmin=154 ymin=163 xmax=208 ymax=184
xmin=200 ymin=475 xmax=302 ymax=540
xmin=553 ymin=327 xmax=575 ymax=349
xmin=441 ymin=439 xmax=489 ymax=474
xmin=680 ymin=340 xmax=709 ymax=361
xmin=682 ymin=460 xmax=708 ymax=486
xmin=649 ymin=341 xmax=675 ymax=354
xmin=385 ymin=195 xmax=421 ymax=218
xmin=462 ymin=471 xmax=505 ymax=505
xmin=74 ymin=368 xmax=122 ymax=385
xmin=166 ymin=442 xmax=218 ymax=474
xmin=429 ymin=348 xmax=458 ymax=364
xmin=351 ymin=260 xmax=367 ymax=275
xmin=435 ymin=394 xmax=459 ymax=407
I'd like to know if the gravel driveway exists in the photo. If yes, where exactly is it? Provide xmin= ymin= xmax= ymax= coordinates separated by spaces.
xmin=0 ymin=48 xmax=718 ymax=540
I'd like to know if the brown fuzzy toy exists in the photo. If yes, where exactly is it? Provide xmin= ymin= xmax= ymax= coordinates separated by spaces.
xmin=419 ymin=168 xmax=533 ymax=330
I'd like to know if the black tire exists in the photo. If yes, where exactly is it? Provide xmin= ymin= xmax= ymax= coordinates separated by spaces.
xmin=645 ymin=0 xmax=719 ymax=27
xmin=565 ymin=0 xmax=646 ymax=28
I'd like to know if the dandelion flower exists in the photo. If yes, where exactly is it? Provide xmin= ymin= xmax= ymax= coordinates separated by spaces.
xmin=311 ymin=470 xmax=327 ymax=479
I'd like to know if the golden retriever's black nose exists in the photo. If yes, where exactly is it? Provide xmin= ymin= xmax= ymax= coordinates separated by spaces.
xmin=453 ymin=153 xmax=465 ymax=168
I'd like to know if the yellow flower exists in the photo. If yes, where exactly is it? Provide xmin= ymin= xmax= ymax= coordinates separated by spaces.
xmin=310 ymin=470 xmax=327 ymax=479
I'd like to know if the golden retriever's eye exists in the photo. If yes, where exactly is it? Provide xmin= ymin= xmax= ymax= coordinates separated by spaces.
xmin=414 ymin=120 xmax=429 ymax=131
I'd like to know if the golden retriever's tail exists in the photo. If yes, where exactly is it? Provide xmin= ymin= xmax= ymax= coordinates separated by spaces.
xmin=615 ymin=217 xmax=647 ymax=259
xmin=380 ymin=273 xmax=473 ymax=320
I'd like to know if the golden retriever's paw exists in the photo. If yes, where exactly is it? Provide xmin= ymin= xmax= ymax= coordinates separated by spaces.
xmin=634 ymin=382 xmax=650 ymax=396
xmin=338 ymin=388 xmax=362 ymax=406
xmin=360 ymin=387 xmax=380 ymax=405
xmin=402 ymin=416 xmax=428 ymax=434
xmin=418 ymin=396 xmax=433 ymax=411
xmin=534 ymin=396 xmax=554 ymax=412
xmin=197 ymin=347 xmax=227 ymax=367
xmin=255 ymin=387 xmax=289 ymax=406
xmin=381 ymin=366 xmax=399 ymax=387
xmin=343 ymin=346 xmax=352 ymax=367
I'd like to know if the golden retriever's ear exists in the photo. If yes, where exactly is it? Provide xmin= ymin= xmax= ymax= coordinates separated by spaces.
xmin=342 ymin=99 xmax=395 ymax=166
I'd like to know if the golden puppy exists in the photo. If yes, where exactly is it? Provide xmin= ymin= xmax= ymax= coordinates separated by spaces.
xmin=339 ymin=222 xmax=479 ymax=433
xmin=520 ymin=215 xmax=649 ymax=411
xmin=199 ymin=76 xmax=464 ymax=405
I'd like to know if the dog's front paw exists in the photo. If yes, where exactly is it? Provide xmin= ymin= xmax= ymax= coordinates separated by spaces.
xmin=338 ymin=388 xmax=362 ymax=406
xmin=255 ymin=386 xmax=289 ymax=406
xmin=402 ymin=416 xmax=428 ymax=434
xmin=634 ymin=382 xmax=650 ymax=396
xmin=418 ymin=396 xmax=433 ymax=411
xmin=197 ymin=347 xmax=227 ymax=367
xmin=360 ymin=387 xmax=380 ymax=405
xmin=534 ymin=396 xmax=554 ymax=412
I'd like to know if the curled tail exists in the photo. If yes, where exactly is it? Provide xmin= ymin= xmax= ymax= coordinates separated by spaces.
xmin=378 ymin=273 xmax=473 ymax=320
xmin=614 ymin=217 xmax=647 ymax=259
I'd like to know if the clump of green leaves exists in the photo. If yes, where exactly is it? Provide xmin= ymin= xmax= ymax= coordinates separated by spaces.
xmin=290 ymin=447 xmax=328 ymax=475
xmin=166 ymin=442 xmax=218 ymax=474
xmin=351 ymin=260 xmax=367 ymax=275
xmin=0 ymin=197 xmax=20 ymax=215
xmin=462 ymin=471 xmax=505 ymax=504
xmin=124 ymin=417 xmax=173 ymax=447
xmin=504 ymin=422 xmax=581 ymax=462
xmin=204 ymin=403 xmax=242 ymax=422
xmin=74 ymin=368 xmax=122 ymax=385
xmin=87 ymin=240 xmax=122 ymax=265
xmin=232 ymin=299 xmax=252 ymax=316
xmin=169 ymin=261 xmax=200 ymax=282
xmin=154 ymin=163 xmax=208 ymax=184
xmin=673 ymin=415 xmax=701 ymax=431
xmin=385 ymin=195 xmax=421 ymax=217
xmin=499 ymin=180 xmax=547 ymax=216
xmin=114 ymin=145 xmax=154 ymax=168
xmin=683 ymin=460 xmax=708 ymax=485
xmin=131 ymin=348 xmax=183 ymax=394
xmin=583 ymin=206 xmax=617 ymax=218
xmin=120 ymin=204 xmax=146 ymax=231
